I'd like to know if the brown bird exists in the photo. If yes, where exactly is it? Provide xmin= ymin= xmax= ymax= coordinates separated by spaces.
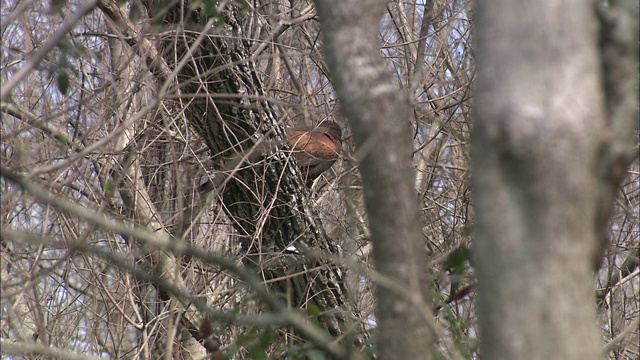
xmin=286 ymin=121 xmax=342 ymax=186
xmin=198 ymin=121 xmax=342 ymax=194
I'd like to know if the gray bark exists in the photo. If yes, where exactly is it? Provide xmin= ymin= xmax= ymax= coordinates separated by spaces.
xmin=314 ymin=0 xmax=433 ymax=359
xmin=473 ymin=0 xmax=637 ymax=358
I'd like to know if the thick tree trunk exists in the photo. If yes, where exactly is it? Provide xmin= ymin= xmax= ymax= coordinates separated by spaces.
xmin=98 ymin=0 xmax=367 ymax=350
xmin=314 ymin=0 xmax=433 ymax=359
xmin=473 ymin=1 xmax=616 ymax=359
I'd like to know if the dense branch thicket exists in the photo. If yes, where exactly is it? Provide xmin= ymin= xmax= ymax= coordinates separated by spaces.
xmin=1 ymin=0 xmax=637 ymax=359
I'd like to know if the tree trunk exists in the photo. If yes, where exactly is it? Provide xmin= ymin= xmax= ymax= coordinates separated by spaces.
xmin=472 ymin=1 xmax=629 ymax=358
xmin=314 ymin=0 xmax=433 ymax=358
xmin=99 ymin=0 xmax=367 ymax=350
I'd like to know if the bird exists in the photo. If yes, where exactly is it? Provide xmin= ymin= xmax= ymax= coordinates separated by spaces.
xmin=286 ymin=121 xmax=342 ymax=186
xmin=198 ymin=121 xmax=342 ymax=194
